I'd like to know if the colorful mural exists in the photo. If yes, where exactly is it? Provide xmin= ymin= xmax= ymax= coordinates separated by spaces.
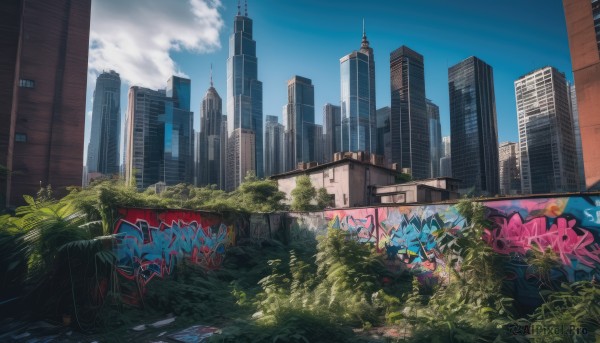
xmin=325 ymin=208 xmax=377 ymax=244
xmin=113 ymin=208 xmax=233 ymax=289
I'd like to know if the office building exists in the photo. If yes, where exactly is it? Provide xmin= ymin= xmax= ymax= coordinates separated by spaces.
xmin=323 ymin=103 xmax=341 ymax=163
xmin=390 ymin=46 xmax=429 ymax=179
xmin=285 ymin=76 xmax=316 ymax=169
xmin=440 ymin=156 xmax=452 ymax=178
xmin=340 ymin=24 xmax=376 ymax=154
xmin=198 ymin=72 xmax=223 ymax=187
xmin=515 ymin=67 xmax=579 ymax=194
xmin=264 ymin=115 xmax=285 ymax=177
xmin=226 ymin=4 xmax=263 ymax=190
xmin=0 ymin=0 xmax=91 ymax=207
xmin=125 ymin=77 xmax=193 ymax=190
xmin=563 ymin=0 xmax=600 ymax=189
xmin=449 ymin=56 xmax=499 ymax=196
xmin=376 ymin=106 xmax=391 ymax=166
xmin=568 ymin=84 xmax=586 ymax=191
xmin=86 ymin=71 xmax=121 ymax=180
xmin=426 ymin=99 xmax=442 ymax=178
xmin=498 ymin=142 xmax=521 ymax=195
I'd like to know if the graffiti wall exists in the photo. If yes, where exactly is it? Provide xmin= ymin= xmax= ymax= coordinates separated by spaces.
xmin=291 ymin=195 xmax=600 ymax=303
xmin=113 ymin=208 xmax=233 ymax=292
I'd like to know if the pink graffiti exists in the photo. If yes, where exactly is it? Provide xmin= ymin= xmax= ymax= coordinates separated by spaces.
xmin=486 ymin=214 xmax=600 ymax=268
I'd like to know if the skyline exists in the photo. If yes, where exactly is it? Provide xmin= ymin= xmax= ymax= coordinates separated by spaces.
xmin=84 ymin=0 xmax=573 ymax=164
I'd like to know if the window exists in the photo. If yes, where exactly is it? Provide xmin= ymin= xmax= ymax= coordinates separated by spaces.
xmin=15 ymin=133 xmax=27 ymax=142
xmin=19 ymin=79 xmax=35 ymax=88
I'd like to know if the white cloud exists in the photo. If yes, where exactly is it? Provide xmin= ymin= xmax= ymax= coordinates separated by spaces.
xmin=89 ymin=0 xmax=223 ymax=89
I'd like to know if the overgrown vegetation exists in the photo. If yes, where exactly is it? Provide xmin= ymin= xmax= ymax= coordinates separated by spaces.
xmin=290 ymin=175 xmax=333 ymax=211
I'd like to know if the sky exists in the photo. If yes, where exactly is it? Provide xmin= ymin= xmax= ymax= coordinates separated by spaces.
xmin=84 ymin=0 xmax=573 ymax=162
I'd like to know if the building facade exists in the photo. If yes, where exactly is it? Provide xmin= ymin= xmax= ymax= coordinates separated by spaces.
xmin=0 ymin=0 xmax=91 ymax=207
xmin=563 ymin=0 xmax=600 ymax=190
xmin=426 ymin=99 xmax=442 ymax=178
xmin=285 ymin=76 xmax=315 ymax=170
xmin=198 ymin=74 xmax=223 ymax=188
xmin=340 ymin=26 xmax=376 ymax=154
xmin=323 ymin=103 xmax=341 ymax=163
xmin=390 ymin=46 xmax=430 ymax=179
xmin=264 ymin=115 xmax=285 ymax=177
xmin=125 ymin=77 xmax=193 ymax=190
xmin=86 ymin=70 xmax=121 ymax=180
xmin=515 ymin=67 xmax=579 ymax=194
xmin=226 ymin=5 xmax=263 ymax=190
xmin=498 ymin=142 xmax=521 ymax=195
xmin=448 ymin=56 xmax=499 ymax=196
xmin=569 ymin=84 xmax=586 ymax=191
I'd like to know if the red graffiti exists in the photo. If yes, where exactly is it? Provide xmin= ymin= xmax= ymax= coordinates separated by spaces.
xmin=486 ymin=214 xmax=600 ymax=268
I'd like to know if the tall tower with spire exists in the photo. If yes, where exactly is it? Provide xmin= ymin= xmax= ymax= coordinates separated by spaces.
xmin=339 ymin=21 xmax=377 ymax=154
xmin=198 ymin=64 xmax=223 ymax=188
xmin=226 ymin=0 xmax=263 ymax=191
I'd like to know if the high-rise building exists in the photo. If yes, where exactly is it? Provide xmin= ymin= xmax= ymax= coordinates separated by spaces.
xmin=440 ymin=136 xmax=452 ymax=178
xmin=86 ymin=71 xmax=121 ymax=179
xmin=0 ymin=0 xmax=91 ymax=207
xmin=376 ymin=106 xmax=391 ymax=165
xmin=498 ymin=142 xmax=521 ymax=195
xmin=390 ymin=46 xmax=429 ymax=179
xmin=340 ymin=24 xmax=376 ymax=154
xmin=568 ymin=84 xmax=586 ymax=191
xmin=442 ymin=136 xmax=451 ymax=158
xmin=515 ymin=67 xmax=579 ymax=194
xmin=125 ymin=77 xmax=193 ymax=190
xmin=426 ymin=99 xmax=442 ymax=178
xmin=323 ymin=103 xmax=341 ymax=163
xmin=264 ymin=115 xmax=285 ymax=177
xmin=285 ymin=76 xmax=315 ymax=169
xmin=448 ymin=56 xmax=499 ymax=196
xmin=563 ymin=0 xmax=600 ymax=190
xmin=198 ymin=71 xmax=223 ymax=187
xmin=226 ymin=4 xmax=263 ymax=190
xmin=306 ymin=123 xmax=324 ymax=164
xmin=219 ymin=115 xmax=227 ymax=187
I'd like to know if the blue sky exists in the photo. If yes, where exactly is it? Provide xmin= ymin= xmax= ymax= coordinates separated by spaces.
xmin=85 ymin=0 xmax=573 ymax=160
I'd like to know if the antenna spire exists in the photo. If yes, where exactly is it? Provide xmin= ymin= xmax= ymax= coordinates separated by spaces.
xmin=237 ymin=0 xmax=240 ymax=15
xmin=244 ymin=0 xmax=248 ymax=16
xmin=362 ymin=18 xmax=365 ymax=38
xmin=361 ymin=19 xmax=370 ymax=49
xmin=210 ymin=63 xmax=213 ymax=88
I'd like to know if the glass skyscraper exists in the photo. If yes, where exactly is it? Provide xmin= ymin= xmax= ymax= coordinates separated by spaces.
xmin=323 ymin=103 xmax=341 ymax=163
xmin=448 ymin=56 xmax=499 ymax=196
xmin=226 ymin=5 xmax=263 ymax=190
xmin=426 ymin=99 xmax=442 ymax=178
xmin=390 ymin=46 xmax=429 ymax=179
xmin=264 ymin=115 xmax=285 ymax=177
xmin=198 ymin=72 xmax=223 ymax=188
xmin=125 ymin=77 xmax=193 ymax=190
xmin=515 ymin=67 xmax=579 ymax=194
xmin=340 ymin=25 xmax=376 ymax=154
xmin=568 ymin=84 xmax=586 ymax=191
xmin=285 ymin=76 xmax=315 ymax=170
xmin=376 ymin=106 xmax=391 ymax=165
xmin=87 ymin=70 xmax=121 ymax=176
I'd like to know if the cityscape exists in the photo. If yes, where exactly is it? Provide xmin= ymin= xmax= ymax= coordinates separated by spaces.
xmin=1 ymin=0 xmax=600 ymax=341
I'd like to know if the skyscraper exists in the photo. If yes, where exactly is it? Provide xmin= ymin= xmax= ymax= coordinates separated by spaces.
xmin=440 ymin=136 xmax=452 ymax=177
xmin=515 ymin=67 xmax=579 ymax=194
xmin=426 ymin=99 xmax=442 ymax=178
xmin=264 ymin=115 xmax=285 ymax=177
xmin=448 ymin=56 xmax=499 ymax=196
xmin=87 ymin=71 xmax=121 ymax=178
xmin=340 ymin=23 xmax=376 ymax=154
xmin=285 ymin=76 xmax=315 ymax=169
xmin=125 ymin=77 xmax=193 ymax=190
xmin=442 ymin=136 xmax=451 ymax=158
xmin=226 ymin=3 xmax=263 ymax=190
xmin=563 ymin=0 xmax=600 ymax=190
xmin=198 ymin=70 xmax=223 ymax=187
xmin=376 ymin=106 xmax=391 ymax=165
xmin=498 ymin=142 xmax=521 ymax=195
xmin=323 ymin=103 xmax=341 ymax=163
xmin=568 ymin=84 xmax=586 ymax=191
xmin=0 ymin=0 xmax=91 ymax=207
xmin=390 ymin=46 xmax=429 ymax=179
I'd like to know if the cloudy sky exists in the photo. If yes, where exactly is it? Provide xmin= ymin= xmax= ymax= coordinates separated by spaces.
xmin=84 ymin=0 xmax=573 ymax=163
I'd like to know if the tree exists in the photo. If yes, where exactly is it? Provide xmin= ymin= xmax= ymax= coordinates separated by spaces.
xmin=316 ymin=187 xmax=333 ymax=209
xmin=291 ymin=175 xmax=316 ymax=211
xmin=234 ymin=171 xmax=286 ymax=213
